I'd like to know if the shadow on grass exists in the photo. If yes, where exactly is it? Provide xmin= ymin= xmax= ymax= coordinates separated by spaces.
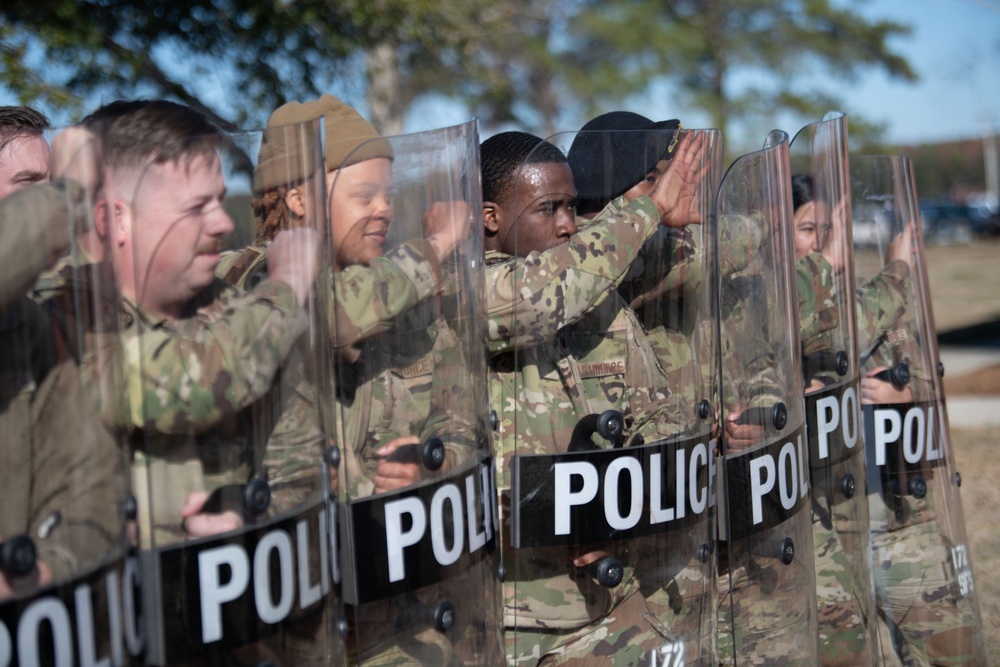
xmin=938 ymin=316 xmax=1000 ymax=349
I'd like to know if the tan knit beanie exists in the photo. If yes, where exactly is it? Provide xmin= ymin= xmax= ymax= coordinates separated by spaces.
xmin=253 ymin=94 xmax=393 ymax=191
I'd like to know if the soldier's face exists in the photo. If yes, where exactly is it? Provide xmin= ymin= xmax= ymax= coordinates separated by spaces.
xmin=122 ymin=152 xmax=233 ymax=317
xmin=792 ymin=200 xmax=831 ymax=260
xmin=500 ymin=162 xmax=578 ymax=257
xmin=0 ymin=134 xmax=50 ymax=201
xmin=623 ymin=159 xmax=669 ymax=202
xmin=327 ymin=157 xmax=393 ymax=272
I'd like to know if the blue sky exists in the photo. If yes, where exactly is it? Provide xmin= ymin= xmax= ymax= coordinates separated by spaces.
xmin=845 ymin=0 xmax=1000 ymax=144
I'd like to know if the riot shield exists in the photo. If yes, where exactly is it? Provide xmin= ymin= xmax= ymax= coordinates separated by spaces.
xmin=494 ymin=127 xmax=717 ymax=666
xmin=0 ymin=127 xmax=136 ymax=666
xmin=789 ymin=112 xmax=877 ymax=666
xmin=328 ymin=121 xmax=502 ymax=666
xmin=851 ymin=155 xmax=988 ymax=665
xmin=715 ymin=130 xmax=818 ymax=665
xmin=115 ymin=120 xmax=337 ymax=666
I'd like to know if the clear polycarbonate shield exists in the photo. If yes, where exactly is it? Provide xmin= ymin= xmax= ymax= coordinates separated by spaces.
xmin=0 ymin=126 xmax=135 ymax=666
xmin=715 ymin=130 xmax=818 ymax=665
xmin=119 ymin=120 xmax=338 ymax=666
xmin=328 ymin=121 xmax=502 ymax=666
xmin=851 ymin=155 xmax=988 ymax=664
xmin=789 ymin=112 xmax=877 ymax=665
xmin=497 ymin=127 xmax=719 ymax=665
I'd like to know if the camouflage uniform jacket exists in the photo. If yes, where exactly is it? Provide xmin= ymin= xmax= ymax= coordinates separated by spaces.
xmin=220 ymin=243 xmax=474 ymax=501
xmin=856 ymin=259 xmax=911 ymax=359
xmin=594 ymin=196 xmax=773 ymax=434
xmin=116 ymin=277 xmax=308 ymax=546
xmin=486 ymin=198 xmax=673 ymax=629
xmin=797 ymin=255 xmax=910 ymax=389
xmin=218 ymin=237 xmax=444 ymax=354
xmin=857 ymin=263 xmax=933 ymax=403
xmin=0 ymin=296 xmax=123 ymax=583
xmin=485 ymin=196 xmax=662 ymax=354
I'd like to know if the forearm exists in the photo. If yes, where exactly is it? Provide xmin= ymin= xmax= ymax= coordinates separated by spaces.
xmin=0 ymin=181 xmax=79 ymax=312
xmin=855 ymin=259 xmax=911 ymax=346
xmin=329 ymin=239 xmax=442 ymax=348
xmin=487 ymin=196 xmax=661 ymax=353
xmin=125 ymin=280 xmax=307 ymax=433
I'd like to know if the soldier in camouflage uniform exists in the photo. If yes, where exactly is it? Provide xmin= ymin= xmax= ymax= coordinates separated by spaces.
xmin=852 ymin=155 xmax=988 ymax=666
xmin=562 ymin=114 xmax=728 ymax=664
xmin=227 ymin=96 xmax=486 ymax=665
xmin=0 ymin=114 xmax=125 ymax=601
xmin=788 ymin=165 xmax=875 ymax=666
xmin=482 ymin=130 xmax=710 ymax=666
xmin=52 ymin=101 xmax=319 ymax=549
xmin=44 ymin=100 xmax=327 ymax=665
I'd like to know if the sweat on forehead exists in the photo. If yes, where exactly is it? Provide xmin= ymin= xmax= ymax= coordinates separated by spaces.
xmin=480 ymin=131 xmax=566 ymax=205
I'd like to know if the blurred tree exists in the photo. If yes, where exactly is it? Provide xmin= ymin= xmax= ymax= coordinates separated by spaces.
xmin=567 ymin=0 xmax=917 ymax=152
xmin=1 ymin=0 xmax=359 ymax=129
xmin=2 ymin=0 xmax=916 ymax=146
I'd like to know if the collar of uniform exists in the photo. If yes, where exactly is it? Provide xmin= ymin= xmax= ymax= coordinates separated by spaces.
xmin=485 ymin=248 xmax=514 ymax=267
xmin=119 ymin=279 xmax=235 ymax=330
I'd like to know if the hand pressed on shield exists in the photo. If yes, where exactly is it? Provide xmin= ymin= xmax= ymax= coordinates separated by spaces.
xmin=50 ymin=126 xmax=101 ymax=198
xmin=180 ymin=490 xmax=244 ymax=538
xmin=267 ymin=227 xmax=321 ymax=306
xmin=572 ymin=549 xmax=612 ymax=568
xmin=648 ymin=131 xmax=710 ymax=228
xmin=374 ymin=435 xmax=426 ymax=494
xmin=724 ymin=404 xmax=766 ymax=454
xmin=424 ymin=200 xmax=473 ymax=264
xmin=820 ymin=198 xmax=849 ymax=274
xmin=860 ymin=367 xmax=913 ymax=405
xmin=885 ymin=223 xmax=917 ymax=273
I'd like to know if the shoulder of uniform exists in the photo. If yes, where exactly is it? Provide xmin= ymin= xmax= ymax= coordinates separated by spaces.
xmin=218 ymin=245 xmax=267 ymax=287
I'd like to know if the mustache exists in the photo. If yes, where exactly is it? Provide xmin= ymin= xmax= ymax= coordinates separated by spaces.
xmin=197 ymin=239 xmax=225 ymax=255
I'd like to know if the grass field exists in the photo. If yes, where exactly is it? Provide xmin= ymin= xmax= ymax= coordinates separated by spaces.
xmin=911 ymin=237 xmax=1000 ymax=656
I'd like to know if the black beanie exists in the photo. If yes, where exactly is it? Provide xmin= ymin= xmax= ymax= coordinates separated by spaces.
xmin=567 ymin=112 xmax=681 ymax=214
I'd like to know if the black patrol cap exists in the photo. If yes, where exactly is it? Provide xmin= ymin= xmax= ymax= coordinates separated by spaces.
xmin=567 ymin=111 xmax=681 ymax=215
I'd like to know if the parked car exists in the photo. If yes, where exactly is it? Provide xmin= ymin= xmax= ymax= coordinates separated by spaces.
xmin=919 ymin=203 xmax=975 ymax=245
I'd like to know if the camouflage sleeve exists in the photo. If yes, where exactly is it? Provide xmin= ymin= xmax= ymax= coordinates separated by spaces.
xmin=797 ymin=253 xmax=839 ymax=356
xmin=0 ymin=180 xmax=79 ymax=312
xmin=720 ymin=277 xmax=787 ymax=409
xmin=719 ymin=211 xmax=770 ymax=276
xmin=123 ymin=278 xmax=308 ymax=434
xmin=623 ymin=211 xmax=769 ymax=310
xmin=855 ymin=259 xmax=910 ymax=353
xmin=329 ymin=239 xmax=442 ymax=349
xmin=485 ymin=195 xmax=661 ymax=354
xmin=417 ymin=320 xmax=477 ymax=464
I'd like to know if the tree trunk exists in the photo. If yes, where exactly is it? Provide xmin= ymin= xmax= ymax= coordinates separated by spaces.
xmin=366 ymin=43 xmax=406 ymax=136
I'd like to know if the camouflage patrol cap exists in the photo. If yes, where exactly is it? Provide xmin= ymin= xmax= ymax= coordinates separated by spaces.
xmin=568 ymin=111 xmax=681 ymax=214
xmin=253 ymin=94 xmax=393 ymax=191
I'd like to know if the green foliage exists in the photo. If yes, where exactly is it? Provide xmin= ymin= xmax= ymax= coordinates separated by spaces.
xmin=2 ymin=0 xmax=917 ymax=148
xmin=568 ymin=0 xmax=915 ymax=151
